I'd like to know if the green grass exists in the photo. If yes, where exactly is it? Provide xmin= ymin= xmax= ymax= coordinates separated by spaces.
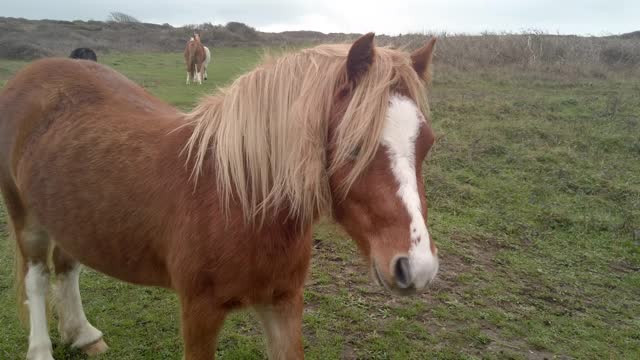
xmin=1 ymin=50 xmax=639 ymax=359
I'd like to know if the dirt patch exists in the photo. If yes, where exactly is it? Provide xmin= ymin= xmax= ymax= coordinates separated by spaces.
xmin=609 ymin=259 xmax=640 ymax=274
xmin=423 ymin=230 xmax=506 ymax=297
xmin=484 ymin=328 xmax=572 ymax=360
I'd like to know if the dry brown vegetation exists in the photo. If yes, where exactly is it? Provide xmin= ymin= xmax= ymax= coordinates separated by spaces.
xmin=1 ymin=16 xmax=639 ymax=77
xmin=396 ymin=31 xmax=640 ymax=79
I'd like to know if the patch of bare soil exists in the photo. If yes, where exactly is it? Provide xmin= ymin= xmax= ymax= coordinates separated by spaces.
xmin=609 ymin=259 xmax=640 ymax=274
xmin=484 ymin=328 xmax=573 ymax=360
xmin=308 ymin=229 xmax=579 ymax=359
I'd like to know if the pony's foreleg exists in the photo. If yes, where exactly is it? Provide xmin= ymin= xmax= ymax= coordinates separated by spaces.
xmin=186 ymin=72 xmax=191 ymax=85
xmin=53 ymin=246 xmax=107 ymax=356
xmin=180 ymin=295 xmax=227 ymax=360
xmin=255 ymin=289 xmax=304 ymax=360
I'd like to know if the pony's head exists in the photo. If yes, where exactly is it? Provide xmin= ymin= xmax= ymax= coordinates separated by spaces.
xmin=186 ymin=33 xmax=438 ymax=295
xmin=327 ymin=33 xmax=438 ymax=295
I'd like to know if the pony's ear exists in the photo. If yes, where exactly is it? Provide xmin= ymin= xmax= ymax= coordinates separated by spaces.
xmin=347 ymin=32 xmax=376 ymax=83
xmin=411 ymin=37 xmax=436 ymax=81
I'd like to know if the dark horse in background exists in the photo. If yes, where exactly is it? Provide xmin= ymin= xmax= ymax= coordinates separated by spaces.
xmin=69 ymin=48 xmax=97 ymax=61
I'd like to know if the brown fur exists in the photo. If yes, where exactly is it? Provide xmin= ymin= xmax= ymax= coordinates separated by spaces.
xmin=0 ymin=35 xmax=437 ymax=359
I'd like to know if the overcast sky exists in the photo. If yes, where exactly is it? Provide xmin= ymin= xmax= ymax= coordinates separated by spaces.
xmin=1 ymin=0 xmax=638 ymax=35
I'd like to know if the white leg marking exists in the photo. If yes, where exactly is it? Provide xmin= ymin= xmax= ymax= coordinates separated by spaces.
xmin=55 ymin=265 xmax=103 ymax=348
xmin=255 ymin=306 xmax=286 ymax=360
xmin=186 ymin=72 xmax=190 ymax=84
xmin=25 ymin=263 xmax=54 ymax=360
xmin=382 ymin=95 xmax=438 ymax=288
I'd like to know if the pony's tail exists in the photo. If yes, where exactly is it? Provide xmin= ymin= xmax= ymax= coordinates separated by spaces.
xmin=11 ymin=216 xmax=54 ymax=326
xmin=10 ymin=216 xmax=28 ymax=325
xmin=190 ymin=61 xmax=197 ymax=80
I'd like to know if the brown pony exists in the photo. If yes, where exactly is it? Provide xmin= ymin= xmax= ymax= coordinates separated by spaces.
xmin=184 ymin=33 xmax=206 ymax=84
xmin=0 ymin=33 xmax=438 ymax=360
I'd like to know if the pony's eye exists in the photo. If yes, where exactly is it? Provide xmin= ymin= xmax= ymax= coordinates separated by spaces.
xmin=349 ymin=145 xmax=361 ymax=159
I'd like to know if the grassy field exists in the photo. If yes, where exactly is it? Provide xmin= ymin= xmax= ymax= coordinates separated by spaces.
xmin=0 ymin=49 xmax=639 ymax=359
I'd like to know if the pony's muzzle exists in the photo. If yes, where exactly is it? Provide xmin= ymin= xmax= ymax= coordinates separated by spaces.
xmin=409 ymin=250 xmax=439 ymax=290
xmin=390 ymin=251 xmax=439 ymax=294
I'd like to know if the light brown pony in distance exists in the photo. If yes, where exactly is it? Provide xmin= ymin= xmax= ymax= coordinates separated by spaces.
xmin=0 ymin=33 xmax=438 ymax=360
xmin=184 ymin=32 xmax=205 ymax=84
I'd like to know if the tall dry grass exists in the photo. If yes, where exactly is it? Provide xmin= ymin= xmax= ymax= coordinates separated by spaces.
xmin=385 ymin=31 xmax=640 ymax=77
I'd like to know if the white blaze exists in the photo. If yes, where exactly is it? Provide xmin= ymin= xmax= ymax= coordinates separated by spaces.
xmin=381 ymin=95 xmax=438 ymax=288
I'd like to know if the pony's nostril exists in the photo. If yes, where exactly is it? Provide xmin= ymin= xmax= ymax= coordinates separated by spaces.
xmin=394 ymin=257 xmax=412 ymax=289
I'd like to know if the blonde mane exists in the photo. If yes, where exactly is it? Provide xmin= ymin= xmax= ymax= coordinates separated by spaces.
xmin=184 ymin=44 xmax=429 ymax=225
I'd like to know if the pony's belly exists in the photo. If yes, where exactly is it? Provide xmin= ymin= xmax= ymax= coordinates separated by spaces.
xmin=52 ymin=234 xmax=171 ymax=288
xmin=16 ymin=120 xmax=179 ymax=288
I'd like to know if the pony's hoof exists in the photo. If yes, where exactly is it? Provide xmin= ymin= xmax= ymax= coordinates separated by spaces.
xmin=83 ymin=338 xmax=108 ymax=356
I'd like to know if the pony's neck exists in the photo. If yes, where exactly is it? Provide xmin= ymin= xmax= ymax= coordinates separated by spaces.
xmin=184 ymin=48 xmax=360 ymax=226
